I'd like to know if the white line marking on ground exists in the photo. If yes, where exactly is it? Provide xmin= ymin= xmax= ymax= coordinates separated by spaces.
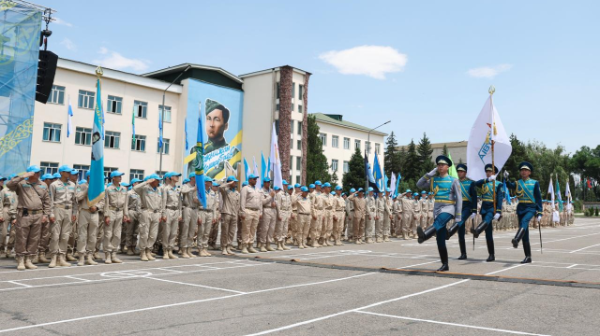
xmin=244 ymin=262 xmax=526 ymax=335
xmin=144 ymin=276 xmax=247 ymax=294
xmin=64 ymin=276 xmax=92 ymax=282
xmin=0 ymin=272 xmax=374 ymax=334
xmin=566 ymin=264 xmax=578 ymax=269
xmin=354 ymin=311 xmax=550 ymax=336
xmin=569 ymin=243 xmax=600 ymax=253
xmin=7 ymin=280 xmax=31 ymax=287
xmin=531 ymin=232 xmax=600 ymax=245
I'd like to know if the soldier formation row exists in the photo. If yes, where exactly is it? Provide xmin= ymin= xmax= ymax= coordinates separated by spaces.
xmin=1 ymin=162 xmax=574 ymax=272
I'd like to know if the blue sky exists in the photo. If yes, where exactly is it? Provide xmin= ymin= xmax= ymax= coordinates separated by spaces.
xmin=46 ymin=0 xmax=599 ymax=153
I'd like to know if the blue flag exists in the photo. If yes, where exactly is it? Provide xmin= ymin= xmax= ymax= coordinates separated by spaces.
xmin=243 ymin=158 xmax=249 ymax=181
xmin=88 ymin=76 xmax=105 ymax=206
xmin=194 ymin=105 xmax=207 ymax=208
xmin=67 ymin=99 xmax=73 ymax=138
xmin=184 ymin=119 xmax=189 ymax=151
xmin=158 ymin=109 xmax=163 ymax=149
xmin=364 ymin=154 xmax=380 ymax=193
xmin=394 ymin=172 xmax=401 ymax=198
xmin=503 ymin=177 xmax=512 ymax=205
xmin=261 ymin=152 xmax=267 ymax=182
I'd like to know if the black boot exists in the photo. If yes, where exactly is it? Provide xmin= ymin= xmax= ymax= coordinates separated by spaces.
xmin=473 ymin=221 xmax=488 ymax=239
xmin=417 ymin=226 xmax=436 ymax=244
xmin=458 ymin=239 xmax=467 ymax=260
xmin=486 ymin=240 xmax=495 ymax=262
xmin=512 ymin=228 xmax=525 ymax=248
xmin=521 ymin=241 xmax=532 ymax=264
xmin=437 ymin=246 xmax=449 ymax=272
xmin=446 ymin=222 xmax=459 ymax=240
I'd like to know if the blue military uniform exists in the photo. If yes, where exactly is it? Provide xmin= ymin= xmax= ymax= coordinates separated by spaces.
xmin=505 ymin=161 xmax=542 ymax=263
xmin=416 ymin=155 xmax=462 ymax=272
xmin=446 ymin=163 xmax=478 ymax=260
xmin=472 ymin=164 xmax=504 ymax=262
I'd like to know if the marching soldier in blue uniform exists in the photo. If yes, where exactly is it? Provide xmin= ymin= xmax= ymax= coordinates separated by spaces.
xmin=416 ymin=155 xmax=462 ymax=272
xmin=446 ymin=163 xmax=477 ymax=260
xmin=471 ymin=164 xmax=504 ymax=262
xmin=504 ymin=162 xmax=542 ymax=263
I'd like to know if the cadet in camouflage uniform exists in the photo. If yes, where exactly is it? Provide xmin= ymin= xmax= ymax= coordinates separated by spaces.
xmin=48 ymin=165 xmax=79 ymax=268
xmin=133 ymin=174 xmax=164 ymax=261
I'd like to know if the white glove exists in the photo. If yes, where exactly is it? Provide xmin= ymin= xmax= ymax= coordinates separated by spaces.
xmin=493 ymin=213 xmax=501 ymax=221
xmin=487 ymin=174 xmax=497 ymax=182
xmin=537 ymin=215 xmax=542 ymax=223
xmin=426 ymin=167 xmax=438 ymax=178
xmin=469 ymin=213 xmax=476 ymax=220
xmin=503 ymin=170 xmax=509 ymax=178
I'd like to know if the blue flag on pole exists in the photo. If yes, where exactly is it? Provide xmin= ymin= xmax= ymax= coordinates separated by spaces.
xmin=394 ymin=172 xmax=401 ymax=198
xmin=373 ymin=152 xmax=383 ymax=190
xmin=184 ymin=119 xmax=189 ymax=151
xmin=67 ymin=98 xmax=73 ymax=138
xmin=158 ymin=109 xmax=163 ymax=149
xmin=364 ymin=154 xmax=380 ymax=193
xmin=243 ymin=158 xmax=249 ymax=181
xmin=194 ymin=104 xmax=207 ymax=209
xmin=88 ymin=75 xmax=105 ymax=206
xmin=261 ymin=152 xmax=267 ymax=182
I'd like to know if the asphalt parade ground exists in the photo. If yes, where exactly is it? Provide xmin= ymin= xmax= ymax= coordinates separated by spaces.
xmin=1 ymin=217 xmax=599 ymax=335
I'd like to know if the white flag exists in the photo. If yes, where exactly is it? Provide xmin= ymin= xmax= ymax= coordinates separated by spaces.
xmin=390 ymin=172 xmax=397 ymax=197
xmin=269 ymin=123 xmax=283 ymax=190
xmin=252 ymin=156 xmax=261 ymax=189
xmin=565 ymin=180 xmax=571 ymax=200
xmin=548 ymin=178 xmax=555 ymax=208
xmin=466 ymin=95 xmax=512 ymax=181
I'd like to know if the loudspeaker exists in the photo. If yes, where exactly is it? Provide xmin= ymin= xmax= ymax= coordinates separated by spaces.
xmin=36 ymin=50 xmax=58 ymax=104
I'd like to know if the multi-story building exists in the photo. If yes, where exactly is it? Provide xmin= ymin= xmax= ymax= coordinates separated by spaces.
xmin=239 ymin=66 xmax=310 ymax=185
xmin=313 ymin=113 xmax=386 ymax=187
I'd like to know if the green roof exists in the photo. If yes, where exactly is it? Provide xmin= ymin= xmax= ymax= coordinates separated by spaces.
xmin=311 ymin=113 xmax=387 ymax=136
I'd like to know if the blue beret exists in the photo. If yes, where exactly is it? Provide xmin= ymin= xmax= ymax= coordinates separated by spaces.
xmin=315 ymin=180 xmax=322 ymax=186
xmin=301 ymin=186 xmax=309 ymax=192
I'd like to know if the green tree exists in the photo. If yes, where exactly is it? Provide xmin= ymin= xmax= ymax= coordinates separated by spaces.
xmin=384 ymin=131 xmax=401 ymax=177
xmin=417 ymin=133 xmax=434 ymax=175
xmin=504 ymin=134 xmax=527 ymax=178
xmin=403 ymin=139 xmax=421 ymax=183
xmin=306 ymin=115 xmax=331 ymax=183
xmin=342 ymin=147 xmax=365 ymax=193
xmin=442 ymin=144 xmax=448 ymax=156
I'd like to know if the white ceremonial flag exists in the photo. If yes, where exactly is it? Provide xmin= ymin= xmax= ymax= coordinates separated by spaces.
xmin=548 ymin=178 xmax=555 ymax=208
xmin=466 ymin=93 xmax=512 ymax=181
xmin=565 ymin=180 xmax=571 ymax=201
xmin=390 ymin=172 xmax=397 ymax=197
xmin=269 ymin=123 xmax=283 ymax=190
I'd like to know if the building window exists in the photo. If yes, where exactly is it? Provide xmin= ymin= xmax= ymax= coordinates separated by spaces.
xmin=295 ymin=176 xmax=300 ymax=184
xmin=134 ymin=100 xmax=147 ymax=118
xmin=331 ymin=159 xmax=338 ymax=172
xmin=157 ymin=138 xmax=170 ymax=154
xmin=276 ymin=103 xmax=279 ymax=111
xmin=375 ymin=143 xmax=381 ymax=154
xmin=73 ymin=164 xmax=89 ymax=181
xmin=290 ymin=120 xmax=294 ymax=134
xmin=298 ymin=105 xmax=303 ymax=113
xmin=104 ymin=167 xmax=118 ymax=179
xmin=290 ymin=140 xmax=293 ymax=150
xmin=78 ymin=90 xmax=95 ymax=109
xmin=355 ymin=139 xmax=361 ymax=151
xmin=297 ymin=140 xmax=302 ymax=151
xmin=41 ymin=162 xmax=58 ymax=175
xmin=299 ymin=84 xmax=304 ymax=100
xmin=291 ymin=82 xmax=295 ymax=98
xmin=159 ymin=105 xmax=171 ymax=123
xmin=296 ymin=156 xmax=301 ymax=171
xmin=344 ymin=137 xmax=350 ymax=150
xmin=132 ymin=135 xmax=146 ymax=151
xmin=332 ymin=135 xmax=339 ymax=148
xmin=130 ymin=169 xmax=144 ymax=182
xmin=275 ymin=120 xmax=279 ymax=135
xmin=297 ymin=121 xmax=302 ymax=135
xmin=48 ymin=85 xmax=65 ymax=105
xmin=107 ymin=95 xmax=122 ymax=114
xmin=75 ymin=127 xmax=92 ymax=146
xmin=291 ymin=103 xmax=294 ymax=112
xmin=343 ymin=161 xmax=349 ymax=173
xmin=319 ymin=133 xmax=327 ymax=146
xmin=105 ymin=131 xmax=120 ymax=149
xmin=366 ymin=141 xmax=371 ymax=154
xmin=290 ymin=156 xmax=294 ymax=170
xmin=43 ymin=122 xmax=61 ymax=142
xmin=276 ymin=82 xmax=280 ymax=99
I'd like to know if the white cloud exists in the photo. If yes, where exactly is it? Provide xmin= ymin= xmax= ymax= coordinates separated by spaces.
xmin=319 ymin=45 xmax=408 ymax=80
xmin=93 ymin=48 xmax=150 ymax=72
xmin=53 ymin=17 xmax=72 ymax=27
xmin=467 ymin=64 xmax=512 ymax=79
xmin=60 ymin=38 xmax=76 ymax=51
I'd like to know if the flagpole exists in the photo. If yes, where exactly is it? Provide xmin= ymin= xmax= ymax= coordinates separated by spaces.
xmin=489 ymin=86 xmax=496 ymax=214
xmin=63 ymin=95 xmax=69 ymax=164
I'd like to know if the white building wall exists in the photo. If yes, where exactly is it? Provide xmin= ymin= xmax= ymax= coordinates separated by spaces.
xmin=316 ymin=121 xmax=385 ymax=187
xmin=31 ymin=62 xmax=182 ymax=181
